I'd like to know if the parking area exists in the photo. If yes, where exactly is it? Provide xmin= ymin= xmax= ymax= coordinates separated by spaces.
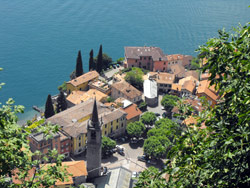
xmin=147 ymin=94 xmax=166 ymax=117
xmin=104 ymin=66 xmax=124 ymax=79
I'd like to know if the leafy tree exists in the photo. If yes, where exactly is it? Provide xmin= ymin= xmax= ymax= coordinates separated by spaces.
xmin=75 ymin=50 xmax=84 ymax=77
xmin=102 ymin=136 xmax=116 ymax=156
xmin=44 ymin=94 xmax=55 ymax=118
xmin=69 ymin=70 xmax=76 ymax=80
xmin=0 ymin=70 xmax=69 ymax=187
xmin=190 ymin=57 xmax=200 ymax=70
xmin=140 ymin=112 xmax=157 ymax=127
xmin=106 ymin=96 xmax=114 ymax=103
xmin=58 ymin=81 xmax=67 ymax=92
xmin=143 ymin=136 xmax=167 ymax=159
xmin=138 ymin=22 xmax=250 ymax=187
xmin=135 ymin=166 xmax=167 ymax=188
xmin=161 ymin=94 xmax=179 ymax=112
xmin=138 ymin=101 xmax=147 ymax=111
xmin=125 ymin=67 xmax=144 ymax=90
xmin=96 ymin=45 xmax=103 ymax=73
xmin=89 ymin=49 xmax=94 ymax=71
xmin=102 ymin=53 xmax=112 ymax=70
xmin=116 ymin=57 xmax=124 ymax=64
xmin=126 ymin=121 xmax=145 ymax=138
xmin=56 ymin=91 xmax=67 ymax=113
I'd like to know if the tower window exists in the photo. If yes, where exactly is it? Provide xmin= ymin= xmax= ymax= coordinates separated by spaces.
xmin=91 ymin=131 xmax=96 ymax=139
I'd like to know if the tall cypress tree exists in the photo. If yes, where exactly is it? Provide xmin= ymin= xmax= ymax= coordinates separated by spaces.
xmin=89 ymin=49 xmax=94 ymax=71
xmin=76 ymin=50 xmax=84 ymax=77
xmin=97 ymin=45 xmax=103 ymax=73
xmin=44 ymin=94 xmax=55 ymax=118
xmin=56 ymin=91 xmax=67 ymax=113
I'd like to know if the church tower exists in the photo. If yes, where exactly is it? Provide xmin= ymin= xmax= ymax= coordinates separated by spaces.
xmin=86 ymin=99 xmax=102 ymax=179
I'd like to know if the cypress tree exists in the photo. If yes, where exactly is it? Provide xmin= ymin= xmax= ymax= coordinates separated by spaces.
xmin=76 ymin=50 xmax=84 ymax=77
xmin=89 ymin=49 xmax=94 ymax=71
xmin=44 ymin=94 xmax=55 ymax=118
xmin=56 ymin=91 xmax=67 ymax=113
xmin=97 ymin=45 xmax=103 ymax=73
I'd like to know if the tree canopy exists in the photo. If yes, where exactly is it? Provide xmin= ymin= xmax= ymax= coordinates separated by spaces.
xmin=126 ymin=121 xmax=145 ymax=138
xmin=125 ymin=67 xmax=144 ymax=90
xmin=75 ymin=50 xmax=84 ymax=77
xmin=96 ymin=45 xmax=103 ymax=73
xmin=102 ymin=136 xmax=116 ymax=156
xmin=89 ymin=49 xmax=94 ymax=71
xmin=161 ymin=94 xmax=179 ymax=112
xmin=56 ymin=91 xmax=67 ymax=113
xmin=44 ymin=94 xmax=55 ymax=119
xmin=140 ymin=112 xmax=157 ymax=127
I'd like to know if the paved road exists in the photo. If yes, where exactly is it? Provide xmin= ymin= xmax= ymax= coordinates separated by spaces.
xmin=104 ymin=66 xmax=124 ymax=78
xmin=147 ymin=94 xmax=166 ymax=117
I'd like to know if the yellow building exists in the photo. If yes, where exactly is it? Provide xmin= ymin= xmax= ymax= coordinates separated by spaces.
xmin=66 ymin=71 xmax=99 ymax=94
xmin=47 ymin=99 xmax=127 ymax=156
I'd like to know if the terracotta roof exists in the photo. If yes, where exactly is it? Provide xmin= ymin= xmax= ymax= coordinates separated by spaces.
xmin=66 ymin=90 xmax=85 ymax=105
xmin=184 ymin=98 xmax=203 ymax=112
xmin=125 ymin=46 xmax=168 ymax=61
xmin=47 ymin=98 xmax=111 ymax=128
xmin=67 ymin=89 xmax=107 ymax=105
xmin=170 ymin=64 xmax=185 ymax=75
xmin=121 ymin=103 xmax=142 ymax=120
xmin=178 ymin=76 xmax=198 ymax=86
xmin=171 ymin=84 xmax=182 ymax=91
xmin=166 ymin=54 xmax=184 ymax=61
xmin=12 ymin=161 xmax=87 ymax=186
xmin=101 ymin=109 xmax=127 ymax=125
xmin=182 ymin=80 xmax=196 ymax=93
xmin=184 ymin=70 xmax=199 ymax=80
xmin=197 ymin=80 xmax=220 ymax=101
xmin=156 ymin=72 xmax=175 ymax=84
xmin=47 ymin=161 xmax=87 ymax=186
xmin=67 ymin=71 xmax=99 ymax=87
xmin=112 ymin=81 xmax=142 ymax=99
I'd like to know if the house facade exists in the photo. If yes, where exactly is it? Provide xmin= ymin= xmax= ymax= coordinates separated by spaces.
xmin=111 ymin=81 xmax=142 ymax=103
xmin=66 ymin=71 xmax=99 ymax=94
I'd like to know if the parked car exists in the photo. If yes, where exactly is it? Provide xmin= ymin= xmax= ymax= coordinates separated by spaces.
xmin=116 ymin=64 xmax=120 ymax=68
xmin=117 ymin=149 xmax=125 ymax=156
xmin=162 ymin=112 xmax=167 ymax=118
xmin=147 ymin=160 xmax=157 ymax=165
xmin=132 ymin=172 xmax=138 ymax=178
xmin=137 ymin=155 xmax=147 ymax=162
xmin=155 ymin=113 xmax=161 ymax=117
xmin=130 ymin=137 xmax=138 ymax=144
xmin=112 ymin=64 xmax=116 ymax=69
xmin=161 ymin=106 xmax=165 ymax=110
xmin=116 ymin=145 xmax=124 ymax=151
xmin=103 ymin=167 xmax=108 ymax=175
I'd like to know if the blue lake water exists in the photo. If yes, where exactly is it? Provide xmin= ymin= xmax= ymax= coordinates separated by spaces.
xmin=0 ymin=0 xmax=249 ymax=123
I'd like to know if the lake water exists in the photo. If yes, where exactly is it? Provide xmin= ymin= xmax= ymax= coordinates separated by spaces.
xmin=0 ymin=0 xmax=249 ymax=123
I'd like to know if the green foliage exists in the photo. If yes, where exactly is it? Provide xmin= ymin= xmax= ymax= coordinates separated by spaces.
xmin=140 ymin=112 xmax=157 ymax=127
xmin=44 ymin=94 xmax=55 ymax=119
xmin=56 ymin=91 xmax=67 ymax=113
xmin=126 ymin=121 xmax=145 ymax=138
xmin=106 ymin=96 xmax=114 ymax=103
xmin=161 ymin=94 xmax=180 ymax=112
xmin=190 ymin=57 xmax=200 ymax=70
xmin=143 ymin=118 xmax=180 ymax=159
xmin=135 ymin=166 xmax=167 ymax=188
xmin=102 ymin=136 xmax=116 ymax=155
xmin=116 ymin=57 xmax=124 ymax=63
xmin=0 ymin=95 xmax=69 ymax=187
xmin=76 ymin=50 xmax=84 ymax=77
xmin=143 ymin=136 xmax=166 ymax=159
xmin=102 ymin=53 xmax=112 ymax=69
xmin=96 ymin=45 xmax=103 ymax=73
xmin=89 ymin=49 xmax=94 ymax=71
xmin=58 ymin=81 xmax=67 ymax=92
xmin=27 ymin=119 xmax=45 ymax=131
xmin=138 ymin=101 xmax=147 ymax=111
xmin=125 ymin=67 xmax=144 ymax=90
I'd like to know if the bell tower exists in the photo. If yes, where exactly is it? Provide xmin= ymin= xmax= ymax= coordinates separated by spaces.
xmin=86 ymin=99 xmax=102 ymax=179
